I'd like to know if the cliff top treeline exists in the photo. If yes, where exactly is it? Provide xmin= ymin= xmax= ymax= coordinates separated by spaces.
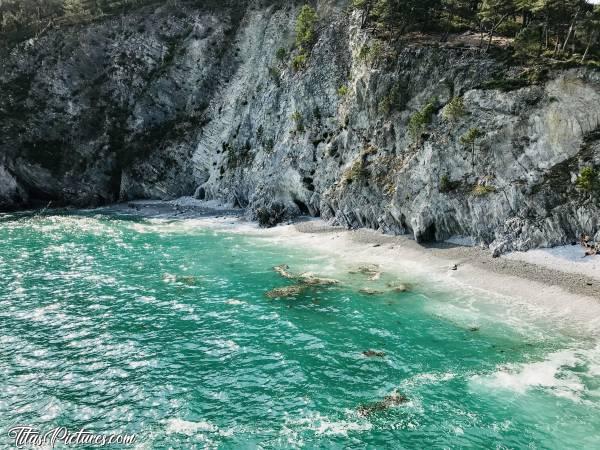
xmin=1 ymin=0 xmax=599 ymax=63
xmin=355 ymin=1 xmax=599 ymax=62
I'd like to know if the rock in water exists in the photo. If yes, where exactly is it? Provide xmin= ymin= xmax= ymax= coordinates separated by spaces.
xmin=226 ymin=299 xmax=246 ymax=305
xmin=268 ymin=265 xmax=338 ymax=300
xmin=357 ymin=391 xmax=408 ymax=417
xmin=273 ymin=265 xmax=338 ymax=286
xmin=265 ymin=285 xmax=306 ymax=299
xmin=273 ymin=264 xmax=296 ymax=279
xmin=350 ymin=265 xmax=382 ymax=281
xmin=359 ymin=288 xmax=385 ymax=296
xmin=368 ymin=272 xmax=381 ymax=281
xmin=298 ymin=273 xmax=339 ymax=286
xmin=363 ymin=350 xmax=385 ymax=358
xmin=387 ymin=282 xmax=410 ymax=293
xmin=177 ymin=275 xmax=199 ymax=286
xmin=350 ymin=265 xmax=380 ymax=276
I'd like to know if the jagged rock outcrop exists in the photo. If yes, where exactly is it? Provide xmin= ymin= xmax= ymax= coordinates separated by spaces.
xmin=1 ymin=1 xmax=598 ymax=253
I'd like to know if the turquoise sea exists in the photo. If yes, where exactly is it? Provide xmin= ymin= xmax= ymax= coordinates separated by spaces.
xmin=1 ymin=211 xmax=599 ymax=449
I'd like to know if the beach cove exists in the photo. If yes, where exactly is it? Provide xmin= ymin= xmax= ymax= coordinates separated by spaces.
xmin=1 ymin=203 xmax=599 ymax=448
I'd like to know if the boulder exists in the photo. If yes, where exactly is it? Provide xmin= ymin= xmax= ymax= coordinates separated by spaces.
xmin=265 ymin=284 xmax=306 ymax=299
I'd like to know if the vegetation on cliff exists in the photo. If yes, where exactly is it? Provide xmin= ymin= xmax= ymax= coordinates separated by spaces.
xmin=351 ymin=0 xmax=600 ymax=64
xmin=3 ymin=1 xmax=599 ymax=66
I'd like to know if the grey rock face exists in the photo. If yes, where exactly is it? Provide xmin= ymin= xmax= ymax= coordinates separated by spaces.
xmin=0 ymin=165 xmax=25 ymax=209
xmin=1 ymin=2 xmax=598 ymax=253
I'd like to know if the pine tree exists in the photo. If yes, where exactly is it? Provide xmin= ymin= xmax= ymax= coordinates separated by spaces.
xmin=371 ymin=0 xmax=395 ymax=32
xmin=441 ymin=0 xmax=479 ymax=30
xmin=352 ymin=0 xmax=376 ymax=28
xmin=295 ymin=5 xmax=318 ymax=51
xmin=366 ymin=0 xmax=442 ymax=35
xmin=478 ymin=0 xmax=515 ymax=51
xmin=579 ymin=5 xmax=600 ymax=62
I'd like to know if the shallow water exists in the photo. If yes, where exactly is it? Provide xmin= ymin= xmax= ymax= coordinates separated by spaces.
xmin=1 ymin=212 xmax=599 ymax=449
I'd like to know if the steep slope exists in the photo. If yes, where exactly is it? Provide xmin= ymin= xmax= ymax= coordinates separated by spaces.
xmin=0 ymin=1 xmax=598 ymax=252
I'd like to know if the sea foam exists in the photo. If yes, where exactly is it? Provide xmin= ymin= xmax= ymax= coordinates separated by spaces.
xmin=470 ymin=346 xmax=600 ymax=402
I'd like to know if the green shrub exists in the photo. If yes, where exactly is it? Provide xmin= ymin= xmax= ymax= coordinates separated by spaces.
xmin=586 ymin=59 xmax=600 ymax=69
xmin=313 ymin=106 xmax=321 ymax=121
xmin=496 ymin=19 xmax=521 ymax=37
xmin=378 ymin=96 xmax=392 ymax=115
xmin=439 ymin=175 xmax=459 ymax=193
xmin=513 ymin=25 xmax=544 ymax=59
xmin=264 ymin=138 xmax=275 ymax=153
xmin=276 ymin=47 xmax=287 ymax=62
xmin=345 ymin=159 xmax=367 ymax=184
xmin=576 ymin=167 xmax=598 ymax=191
xmin=295 ymin=5 xmax=318 ymax=51
xmin=291 ymin=111 xmax=304 ymax=132
xmin=460 ymin=127 xmax=484 ymax=147
xmin=268 ymin=66 xmax=281 ymax=85
xmin=338 ymin=85 xmax=349 ymax=97
xmin=521 ymin=66 xmax=549 ymax=84
xmin=292 ymin=53 xmax=308 ymax=71
xmin=442 ymin=97 xmax=466 ymax=122
xmin=461 ymin=128 xmax=484 ymax=170
xmin=408 ymin=100 xmax=436 ymax=139
xmin=479 ymin=78 xmax=529 ymax=92
xmin=358 ymin=40 xmax=384 ymax=64
xmin=472 ymin=184 xmax=496 ymax=196
xmin=358 ymin=45 xmax=370 ymax=61
xmin=379 ymin=82 xmax=407 ymax=115
xmin=351 ymin=0 xmax=369 ymax=8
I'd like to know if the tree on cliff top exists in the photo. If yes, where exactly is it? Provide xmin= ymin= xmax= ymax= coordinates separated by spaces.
xmin=296 ymin=5 xmax=318 ymax=52
xmin=356 ymin=0 xmax=442 ymax=35
xmin=478 ymin=0 xmax=515 ymax=51
xmin=350 ymin=0 xmax=599 ymax=63
xmin=579 ymin=5 xmax=600 ymax=61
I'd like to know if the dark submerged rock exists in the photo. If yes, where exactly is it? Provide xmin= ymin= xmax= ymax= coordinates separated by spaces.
xmin=363 ymin=350 xmax=385 ymax=358
xmin=357 ymin=392 xmax=408 ymax=417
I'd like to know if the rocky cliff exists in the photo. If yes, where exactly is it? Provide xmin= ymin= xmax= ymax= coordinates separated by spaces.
xmin=1 ymin=1 xmax=599 ymax=253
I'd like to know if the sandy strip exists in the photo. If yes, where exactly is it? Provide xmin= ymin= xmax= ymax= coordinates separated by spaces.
xmin=249 ymin=219 xmax=600 ymax=332
xmin=505 ymin=246 xmax=600 ymax=281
